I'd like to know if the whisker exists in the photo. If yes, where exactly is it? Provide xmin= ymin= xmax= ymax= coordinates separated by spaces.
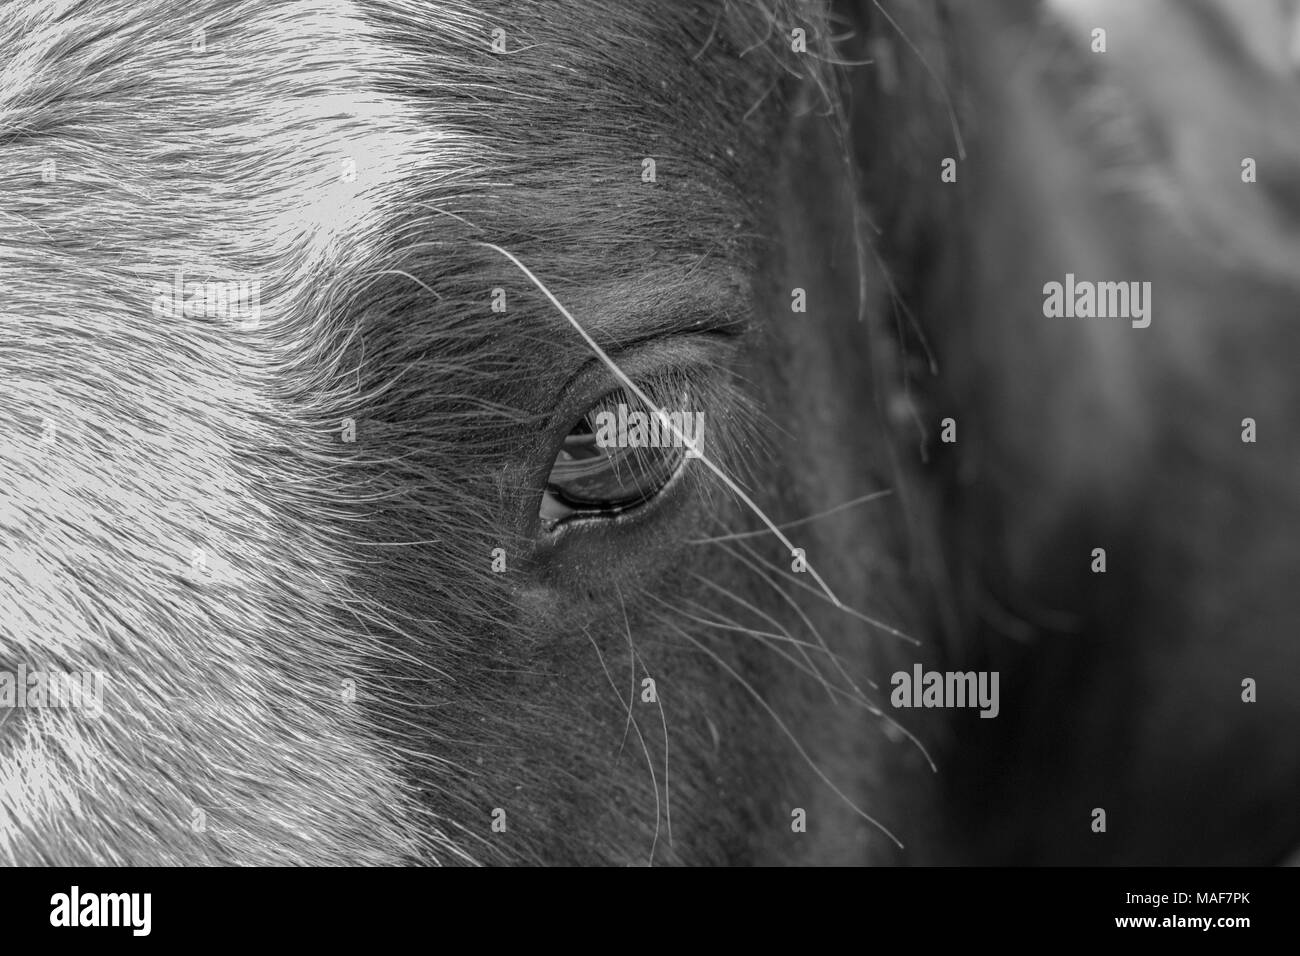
xmin=643 ymin=597 xmax=936 ymax=771
xmin=737 ymin=11 xmax=775 ymax=58
xmin=691 ymin=4 xmax=723 ymax=62
xmin=685 ymin=573 xmax=839 ymax=705
xmin=667 ymin=594 xmax=860 ymax=696
xmin=727 ymin=538 xmax=921 ymax=646
xmin=673 ymin=600 xmax=909 ymax=732
xmin=715 ymin=541 xmax=935 ymax=768
xmin=871 ymin=0 xmax=967 ymax=160
xmin=653 ymin=614 xmax=904 ymax=850
xmin=743 ymin=77 xmax=781 ymax=122
xmin=615 ymin=584 xmax=636 ymax=760
xmin=714 ymin=543 xmax=880 ymax=695
xmin=582 ymin=625 xmax=661 ymax=867
xmin=630 ymin=645 xmax=672 ymax=848
xmin=675 ymin=598 xmax=847 ymax=660
xmin=688 ymin=489 xmax=894 ymax=544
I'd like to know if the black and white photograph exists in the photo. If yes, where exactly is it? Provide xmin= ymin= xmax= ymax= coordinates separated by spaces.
xmin=0 ymin=0 xmax=1297 ymax=937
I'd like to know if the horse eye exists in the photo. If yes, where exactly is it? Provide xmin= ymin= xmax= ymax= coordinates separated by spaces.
xmin=539 ymin=388 xmax=699 ymax=530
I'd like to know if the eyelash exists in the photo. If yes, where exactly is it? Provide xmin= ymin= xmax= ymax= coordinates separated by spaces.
xmin=537 ymin=360 xmax=757 ymax=534
xmin=539 ymin=374 xmax=694 ymax=525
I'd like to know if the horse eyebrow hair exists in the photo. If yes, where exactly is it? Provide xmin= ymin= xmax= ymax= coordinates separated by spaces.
xmin=534 ymin=263 xmax=754 ymax=348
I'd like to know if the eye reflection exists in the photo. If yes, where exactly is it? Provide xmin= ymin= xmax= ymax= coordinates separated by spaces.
xmin=539 ymin=388 xmax=695 ymax=530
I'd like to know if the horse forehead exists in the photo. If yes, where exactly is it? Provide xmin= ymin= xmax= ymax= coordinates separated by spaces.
xmin=203 ymin=2 xmax=794 ymax=313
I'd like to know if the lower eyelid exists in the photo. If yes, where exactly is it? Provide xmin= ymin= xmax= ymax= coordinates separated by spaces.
xmin=539 ymin=451 xmax=695 ymax=537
